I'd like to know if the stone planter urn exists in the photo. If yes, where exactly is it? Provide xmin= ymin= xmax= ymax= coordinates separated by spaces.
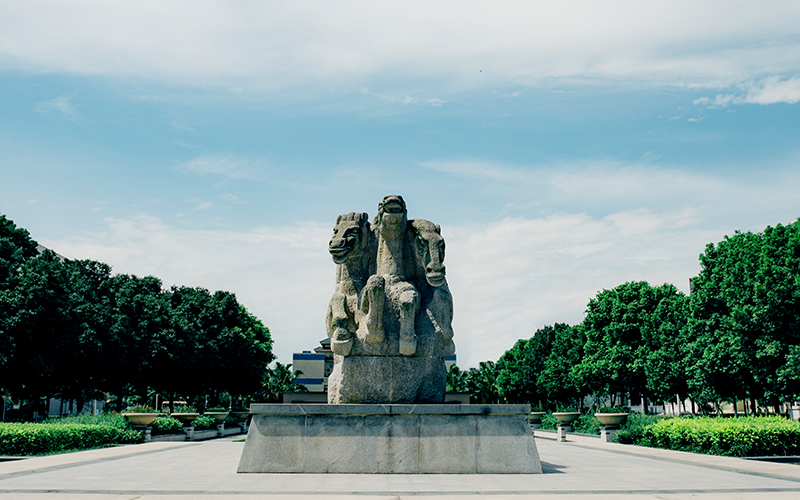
xmin=123 ymin=413 xmax=158 ymax=426
xmin=230 ymin=411 xmax=249 ymax=421
xmin=205 ymin=411 xmax=230 ymax=423
xmin=552 ymin=412 xmax=580 ymax=424
xmin=595 ymin=413 xmax=629 ymax=427
xmin=528 ymin=412 xmax=545 ymax=423
xmin=172 ymin=412 xmax=199 ymax=425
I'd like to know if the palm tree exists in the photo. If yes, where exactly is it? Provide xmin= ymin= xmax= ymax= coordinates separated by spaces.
xmin=446 ymin=364 xmax=467 ymax=392
xmin=262 ymin=362 xmax=306 ymax=402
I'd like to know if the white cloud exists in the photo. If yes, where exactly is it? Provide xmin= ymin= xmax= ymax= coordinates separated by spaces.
xmin=186 ymin=198 xmax=213 ymax=211
xmin=2 ymin=2 xmax=800 ymax=92
xmin=177 ymin=154 xmax=261 ymax=180
xmin=694 ymin=76 xmax=800 ymax=108
xmin=745 ymin=76 xmax=800 ymax=104
xmin=34 ymin=95 xmax=79 ymax=117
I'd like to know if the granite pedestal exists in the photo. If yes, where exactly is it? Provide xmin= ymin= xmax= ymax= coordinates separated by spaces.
xmin=237 ymin=403 xmax=542 ymax=474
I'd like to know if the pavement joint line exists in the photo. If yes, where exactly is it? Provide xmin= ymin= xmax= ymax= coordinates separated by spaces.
xmin=0 ymin=443 xmax=201 ymax=481
xmin=556 ymin=440 xmax=800 ymax=484
xmin=2 ymin=487 xmax=800 ymax=496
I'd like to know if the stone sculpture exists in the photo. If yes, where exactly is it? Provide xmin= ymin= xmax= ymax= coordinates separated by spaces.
xmin=325 ymin=195 xmax=455 ymax=403
xmin=239 ymin=195 xmax=542 ymax=474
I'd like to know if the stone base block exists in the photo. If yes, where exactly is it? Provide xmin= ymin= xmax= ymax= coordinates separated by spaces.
xmin=327 ymin=356 xmax=446 ymax=404
xmin=237 ymin=404 xmax=542 ymax=474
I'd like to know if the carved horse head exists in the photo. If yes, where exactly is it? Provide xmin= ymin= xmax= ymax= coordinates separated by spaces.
xmin=374 ymin=195 xmax=407 ymax=238
xmin=410 ymin=219 xmax=446 ymax=287
xmin=329 ymin=212 xmax=369 ymax=264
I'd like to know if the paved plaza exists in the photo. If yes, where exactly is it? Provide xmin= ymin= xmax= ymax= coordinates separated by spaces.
xmin=1 ymin=435 xmax=800 ymax=499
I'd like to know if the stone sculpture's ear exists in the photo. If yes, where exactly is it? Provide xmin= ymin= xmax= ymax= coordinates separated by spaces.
xmin=336 ymin=215 xmax=343 ymax=224
xmin=435 ymin=224 xmax=441 ymax=234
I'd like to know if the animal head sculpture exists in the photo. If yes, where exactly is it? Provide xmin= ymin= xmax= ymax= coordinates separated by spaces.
xmin=329 ymin=212 xmax=369 ymax=264
xmin=411 ymin=219 xmax=446 ymax=287
xmin=374 ymin=195 xmax=407 ymax=237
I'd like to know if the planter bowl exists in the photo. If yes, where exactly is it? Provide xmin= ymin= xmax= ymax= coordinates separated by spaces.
xmin=205 ymin=411 xmax=229 ymax=422
xmin=230 ymin=411 xmax=250 ymax=421
xmin=528 ymin=412 xmax=545 ymax=423
xmin=553 ymin=412 xmax=581 ymax=424
xmin=172 ymin=412 xmax=199 ymax=425
xmin=123 ymin=413 xmax=158 ymax=426
xmin=595 ymin=413 xmax=629 ymax=426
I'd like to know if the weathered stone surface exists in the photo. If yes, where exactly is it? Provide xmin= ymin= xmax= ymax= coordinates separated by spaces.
xmin=325 ymin=196 xmax=455 ymax=404
xmin=237 ymin=404 xmax=542 ymax=474
xmin=327 ymin=355 xmax=446 ymax=404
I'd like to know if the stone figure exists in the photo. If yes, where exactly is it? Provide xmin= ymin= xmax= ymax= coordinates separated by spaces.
xmin=325 ymin=212 xmax=376 ymax=356
xmin=326 ymin=195 xmax=455 ymax=404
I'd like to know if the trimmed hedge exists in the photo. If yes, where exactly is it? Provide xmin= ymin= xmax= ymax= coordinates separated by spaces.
xmin=0 ymin=422 xmax=142 ymax=456
xmin=639 ymin=416 xmax=800 ymax=457
xmin=150 ymin=415 xmax=183 ymax=435
xmin=192 ymin=415 xmax=215 ymax=431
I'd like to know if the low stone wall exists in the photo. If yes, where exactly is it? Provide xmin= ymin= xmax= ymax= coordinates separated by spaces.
xmin=238 ymin=404 xmax=542 ymax=474
xmin=150 ymin=425 xmax=244 ymax=442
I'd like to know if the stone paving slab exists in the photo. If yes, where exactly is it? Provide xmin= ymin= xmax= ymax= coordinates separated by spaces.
xmin=1 ymin=436 xmax=800 ymax=499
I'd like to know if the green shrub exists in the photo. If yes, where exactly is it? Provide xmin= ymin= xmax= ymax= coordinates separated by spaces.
xmin=150 ymin=415 xmax=183 ymax=435
xmin=615 ymin=413 xmax=663 ymax=444
xmin=574 ymin=411 xmax=601 ymax=435
xmin=0 ymin=422 xmax=142 ymax=456
xmin=172 ymin=406 xmax=197 ymax=414
xmin=43 ymin=412 xmax=129 ymax=430
xmin=125 ymin=405 xmax=155 ymax=413
xmin=598 ymin=406 xmax=627 ymax=413
xmin=641 ymin=416 xmax=800 ymax=457
xmin=192 ymin=415 xmax=215 ymax=431
xmin=223 ymin=415 xmax=238 ymax=426
xmin=205 ymin=407 xmax=227 ymax=412
xmin=539 ymin=411 xmax=559 ymax=430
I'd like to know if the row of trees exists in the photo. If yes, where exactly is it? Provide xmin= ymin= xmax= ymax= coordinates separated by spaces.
xmin=458 ymin=218 xmax=800 ymax=413
xmin=1 ymin=215 xmax=275 ymax=417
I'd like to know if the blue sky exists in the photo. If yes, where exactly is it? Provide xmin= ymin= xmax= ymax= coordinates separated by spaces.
xmin=2 ymin=1 xmax=800 ymax=366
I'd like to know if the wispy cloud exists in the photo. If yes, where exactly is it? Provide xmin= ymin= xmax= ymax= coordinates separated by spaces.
xmin=186 ymin=198 xmax=212 ymax=211
xmin=418 ymin=157 xmax=800 ymax=227
xmin=34 ymin=94 xmax=79 ymax=118
xmin=694 ymin=76 xmax=800 ymax=108
xmin=177 ymin=153 xmax=262 ymax=180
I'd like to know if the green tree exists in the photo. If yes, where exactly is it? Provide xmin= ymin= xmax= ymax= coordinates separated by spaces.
xmin=688 ymin=220 xmax=800 ymax=409
xmin=538 ymin=323 xmax=585 ymax=408
xmin=102 ymin=274 xmax=166 ymax=411
xmin=638 ymin=284 xmax=691 ymax=404
xmin=0 ymin=215 xmax=40 ymax=397
xmin=577 ymin=281 xmax=688 ymax=409
xmin=496 ymin=326 xmax=555 ymax=404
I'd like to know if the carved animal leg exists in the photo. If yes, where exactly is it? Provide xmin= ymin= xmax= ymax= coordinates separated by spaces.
xmin=328 ymin=293 xmax=353 ymax=356
xmin=398 ymin=288 xmax=420 ymax=356
xmin=358 ymin=275 xmax=385 ymax=343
